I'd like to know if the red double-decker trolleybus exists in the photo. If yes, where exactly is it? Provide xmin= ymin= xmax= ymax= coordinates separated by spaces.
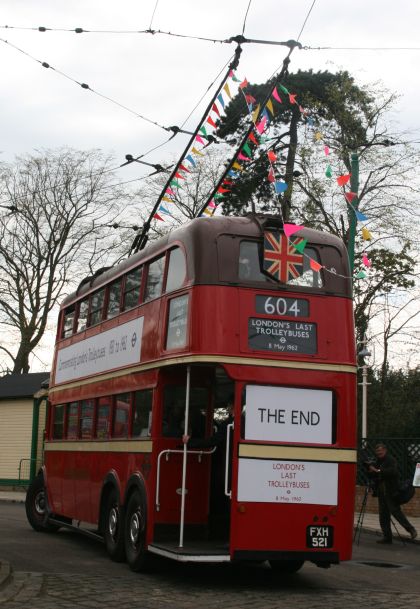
xmin=26 ymin=214 xmax=357 ymax=574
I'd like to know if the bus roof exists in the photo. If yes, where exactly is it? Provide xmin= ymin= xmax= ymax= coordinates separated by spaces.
xmin=61 ymin=214 xmax=351 ymax=308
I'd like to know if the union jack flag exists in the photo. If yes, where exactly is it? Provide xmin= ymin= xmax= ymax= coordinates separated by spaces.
xmin=263 ymin=230 xmax=304 ymax=283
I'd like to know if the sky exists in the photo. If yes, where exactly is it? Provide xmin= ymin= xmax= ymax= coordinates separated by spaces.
xmin=1 ymin=0 xmax=420 ymax=180
xmin=1 ymin=0 xmax=419 ymax=372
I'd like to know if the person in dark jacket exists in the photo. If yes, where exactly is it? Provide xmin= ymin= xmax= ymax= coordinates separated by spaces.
xmin=369 ymin=443 xmax=417 ymax=544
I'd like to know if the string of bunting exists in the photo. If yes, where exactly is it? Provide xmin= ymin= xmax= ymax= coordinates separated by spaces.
xmin=197 ymin=76 xmax=373 ymax=282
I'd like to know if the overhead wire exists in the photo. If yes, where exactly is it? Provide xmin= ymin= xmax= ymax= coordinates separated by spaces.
xmin=296 ymin=0 xmax=317 ymax=42
xmin=149 ymin=0 xmax=160 ymax=31
xmin=242 ymin=0 xmax=253 ymax=36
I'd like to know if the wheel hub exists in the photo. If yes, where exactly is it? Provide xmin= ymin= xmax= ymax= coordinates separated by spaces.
xmin=108 ymin=507 xmax=118 ymax=538
xmin=130 ymin=512 xmax=141 ymax=545
xmin=34 ymin=490 xmax=46 ymax=516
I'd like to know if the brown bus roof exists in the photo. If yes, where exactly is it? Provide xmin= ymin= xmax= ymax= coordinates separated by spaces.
xmin=61 ymin=214 xmax=351 ymax=308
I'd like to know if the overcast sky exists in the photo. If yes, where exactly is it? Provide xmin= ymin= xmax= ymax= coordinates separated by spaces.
xmin=1 ymin=0 xmax=420 ymax=184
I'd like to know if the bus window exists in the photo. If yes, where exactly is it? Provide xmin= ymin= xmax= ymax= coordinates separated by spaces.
xmin=165 ymin=248 xmax=186 ymax=293
xmin=163 ymin=386 xmax=208 ymax=438
xmin=166 ymin=295 xmax=189 ymax=350
xmin=89 ymin=288 xmax=105 ymax=326
xmin=77 ymin=298 xmax=89 ymax=332
xmin=80 ymin=400 xmax=94 ymax=439
xmin=96 ymin=398 xmax=110 ymax=439
xmin=67 ymin=402 xmax=79 ymax=439
xmin=144 ymin=256 xmax=164 ymax=302
xmin=132 ymin=389 xmax=153 ymax=437
xmin=113 ymin=394 xmax=130 ymax=438
xmin=239 ymin=241 xmax=270 ymax=282
xmin=62 ymin=306 xmax=75 ymax=338
xmin=53 ymin=404 xmax=65 ymax=439
xmin=106 ymin=279 xmax=122 ymax=319
xmin=287 ymin=248 xmax=324 ymax=288
xmin=123 ymin=267 xmax=142 ymax=310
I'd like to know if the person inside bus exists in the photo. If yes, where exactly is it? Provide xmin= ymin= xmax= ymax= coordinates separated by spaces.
xmin=163 ymin=401 xmax=185 ymax=437
xmin=184 ymin=397 xmax=234 ymax=537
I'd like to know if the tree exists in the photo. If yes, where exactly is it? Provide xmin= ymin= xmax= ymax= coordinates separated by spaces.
xmin=0 ymin=148 xmax=130 ymax=373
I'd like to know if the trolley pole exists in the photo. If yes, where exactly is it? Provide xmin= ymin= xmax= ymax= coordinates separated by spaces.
xmin=179 ymin=365 xmax=191 ymax=548
xmin=358 ymin=335 xmax=371 ymax=446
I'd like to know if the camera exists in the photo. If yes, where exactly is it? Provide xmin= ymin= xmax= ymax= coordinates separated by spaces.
xmin=362 ymin=457 xmax=379 ymax=495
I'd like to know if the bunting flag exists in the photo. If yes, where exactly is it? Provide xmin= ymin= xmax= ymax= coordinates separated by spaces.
xmin=174 ymin=172 xmax=185 ymax=180
xmin=191 ymin=147 xmax=204 ymax=157
xmin=362 ymin=254 xmax=371 ymax=267
xmin=278 ymin=84 xmax=289 ymax=94
xmin=345 ymin=191 xmax=357 ymax=203
xmin=230 ymin=71 xmax=240 ymax=82
xmin=263 ymin=231 xmax=304 ymax=283
xmin=324 ymin=145 xmax=330 ymax=156
xmin=266 ymin=99 xmax=275 ymax=116
xmin=158 ymin=204 xmax=170 ymax=215
xmin=162 ymin=196 xmax=173 ymax=203
xmin=272 ymin=87 xmax=282 ymax=103
xmin=337 ymin=174 xmax=351 ymax=187
xmin=283 ymin=223 xmax=304 ymax=238
xmin=256 ymin=116 xmax=267 ymax=134
xmin=166 ymin=188 xmax=175 ymax=195
xmin=212 ymin=102 xmax=221 ymax=117
xmin=232 ymin=161 xmax=243 ymax=171
xmin=179 ymin=164 xmax=190 ymax=173
xmin=356 ymin=270 xmax=366 ymax=279
xmin=362 ymin=227 xmax=372 ymax=241
xmin=267 ymin=150 xmax=277 ymax=162
xmin=217 ymin=93 xmax=225 ymax=109
xmin=153 ymin=213 xmax=164 ymax=221
xmin=245 ymin=94 xmax=256 ymax=104
xmin=310 ymin=258 xmax=323 ymax=272
xmin=289 ymin=93 xmax=297 ymax=105
xmin=223 ymin=83 xmax=232 ymax=99
xmin=267 ymin=167 xmax=275 ymax=182
xmin=199 ymin=126 xmax=208 ymax=137
xmin=293 ymin=238 xmax=307 ymax=254
xmin=315 ymin=131 xmax=323 ymax=141
xmin=355 ymin=210 xmax=368 ymax=222
xmin=242 ymin=143 xmax=252 ymax=156
xmin=252 ymin=104 xmax=261 ymax=124
xmin=185 ymin=155 xmax=196 ymax=166
xmin=325 ymin=165 xmax=333 ymax=178
xmin=195 ymin=135 xmax=205 ymax=145
xmin=239 ymin=78 xmax=249 ymax=89
xmin=275 ymin=181 xmax=287 ymax=193
xmin=238 ymin=152 xmax=250 ymax=161
xmin=218 ymin=187 xmax=230 ymax=194
xmin=206 ymin=116 xmax=217 ymax=128
xmin=248 ymin=132 xmax=258 ymax=145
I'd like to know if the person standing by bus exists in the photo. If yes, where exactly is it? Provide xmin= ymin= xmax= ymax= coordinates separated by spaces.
xmin=368 ymin=443 xmax=417 ymax=543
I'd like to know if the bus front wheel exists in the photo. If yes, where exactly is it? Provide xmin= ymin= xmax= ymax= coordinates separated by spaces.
xmin=125 ymin=490 xmax=148 ymax=572
xmin=269 ymin=559 xmax=304 ymax=574
xmin=104 ymin=488 xmax=126 ymax=562
xmin=25 ymin=473 xmax=59 ymax=533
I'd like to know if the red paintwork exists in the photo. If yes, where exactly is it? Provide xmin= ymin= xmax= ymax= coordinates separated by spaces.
xmin=46 ymin=280 xmax=357 ymax=563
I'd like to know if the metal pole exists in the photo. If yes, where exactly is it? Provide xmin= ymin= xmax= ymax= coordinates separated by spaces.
xmin=179 ymin=365 xmax=191 ymax=548
xmin=361 ymin=365 xmax=368 ymax=441
xmin=347 ymin=152 xmax=360 ymax=274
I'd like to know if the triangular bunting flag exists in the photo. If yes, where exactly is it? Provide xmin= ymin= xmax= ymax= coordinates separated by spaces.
xmin=175 ymin=172 xmax=185 ymax=180
xmin=252 ymin=104 xmax=261 ymax=124
xmin=239 ymin=78 xmax=249 ymax=89
xmin=162 ymin=196 xmax=173 ymax=203
xmin=217 ymin=93 xmax=225 ymax=109
xmin=170 ymin=180 xmax=181 ymax=188
xmin=158 ymin=204 xmax=170 ymax=215
xmin=324 ymin=145 xmax=330 ymax=156
xmin=345 ymin=191 xmax=357 ymax=203
xmin=191 ymin=147 xmax=204 ymax=157
xmin=195 ymin=135 xmax=205 ymax=145
xmin=185 ymin=155 xmax=196 ymax=167
xmin=325 ymin=165 xmax=333 ymax=178
xmin=289 ymin=93 xmax=297 ymax=105
xmin=279 ymin=84 xmax=289 ymax=94
xmin=223 ymin=83 xmax=232 ymax=99
xmin=212 ymin=102 xmax=220 ymax=117
xmin=230 ymin=71 xmax=240 ymax=82
xmin=356 ymin=271 xmax=366 ymax=279
xmin=199 ymin=126 xmax=208 ymax=136
xmin=208 ymin=200 xmax=216 ymax=208
xmin=218 ymin=187 xmax=230 ymax=194
xmin=242 ymin=143 xmax=252 ymax=156
xmin=275 ymin=181 xmax=287 ymax=194
xmin=267 ymin=167 xmax=275 ymax=182
xmin=362 ymin=227 xmax=372 ymax=241
xmin=232 ymin=162 xmax=243 ymax=171
xmin=262 ymin=108 xmax=270 ymax=123
xmin=245 ymin=94 xmax=256 ymax=104
xmin=272 ymin=87 xmax=282 ymax=103
xmin=238 ymin=152 xmax=251 ymax=161
xmin=310 ymin=258 xmax=322 ymax=272
xmin=206 ymin=116 xmax=217 ymax=129
xmin=267 ymin=150 xmax=277 ymax=162
xmin=166 ymin=188 xmax=175 ymax=195
xmin=249 ymin=132 xmax=258 ymax=145
xmin=266 ymin=99 xmax=275 ymax=116
xmin=153 ymin=213 xmax=164 ymax=221
xmin=293 ymin=238 xmax=307 ymax=253
xmin=256 ymin=116 xmax=267 ymax=134
xmin=179 ymin=164 xmax=190 ymax=173
xmin=315 ymin=131 xmax=323 ymax=141
xmin=362 ymin=254 xmax=371 ymax=268
xmin=283 ymin=223 xmax=304 ymax=238
xmin=355 ymin=210 xmax=368 ymax=222
xmin=337 ymin=174 xmax=351 ymax=187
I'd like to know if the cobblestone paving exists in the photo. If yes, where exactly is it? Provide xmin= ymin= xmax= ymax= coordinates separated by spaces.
xmin=2 ymin=568 xmax=420 ymax=609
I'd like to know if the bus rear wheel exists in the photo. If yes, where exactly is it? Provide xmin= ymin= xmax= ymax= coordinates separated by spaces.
xmin=269 ymin=559 xmax=304 ymax=574
xmin=25 ymin=473 xmax=59 ymax=533
xmin=125 ymin=490 xmax=148 ymax=572
xmin=104 ymin=488 xmax=126 ymax=562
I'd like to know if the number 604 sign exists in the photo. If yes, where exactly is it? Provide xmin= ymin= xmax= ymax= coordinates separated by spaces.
xmin=255 ymin=295 xmax=309 ymax=318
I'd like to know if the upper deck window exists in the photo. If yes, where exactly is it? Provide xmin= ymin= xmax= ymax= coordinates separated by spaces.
xmin=239 ymin=241 xmax=324 ymax=288
xmin=77 ymin=298 xmax=89 ymax=332
xmin=123 ymin=267 xmax=142 ymax=310
xmin=107 ymin=279 xmax=122 ymax=318
xmin=144 ymin=256 xmax=165 ymax=302
xmin=89 ymin=288 xmax=105 ymax=326
xmin=62 ymin=306 xmax=75 ymax=338
xmin=165 ymin=248 xmax=186 ymax=293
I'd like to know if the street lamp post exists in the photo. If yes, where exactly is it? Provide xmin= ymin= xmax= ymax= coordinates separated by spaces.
xmin=358 ymin=337 xmax=371 ymax=444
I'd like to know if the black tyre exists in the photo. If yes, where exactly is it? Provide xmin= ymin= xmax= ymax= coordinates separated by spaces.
xmin=25 ymin=473 xmax=60 ymax=533
xmin=269 ymin=559 xmax=304 ymax=574
xmin=125 ymin=490 xmax=148 ymax=572
xmin=104 ymin=488 xmax=126 ymax=562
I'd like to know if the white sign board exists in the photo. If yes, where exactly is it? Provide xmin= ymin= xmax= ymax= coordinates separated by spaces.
xmin=413 ymin=463 xmax=420 ymax=488
xmin=237 ymin=458 xmax=338 ymax=505
xmin=244 ymin=385 xmax=333 ymax=444
xmin=55 ymin=317 xmax=144 ymax=384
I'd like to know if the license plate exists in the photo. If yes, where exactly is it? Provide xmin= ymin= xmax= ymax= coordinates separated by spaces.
xmin=306 ymin=525 xmax=334 ymax=548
